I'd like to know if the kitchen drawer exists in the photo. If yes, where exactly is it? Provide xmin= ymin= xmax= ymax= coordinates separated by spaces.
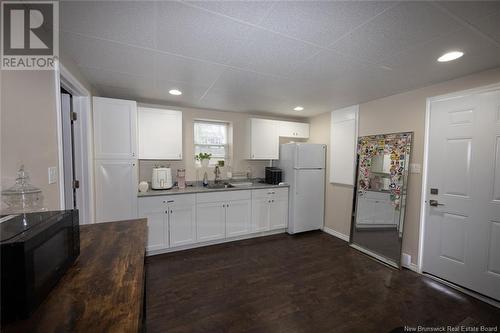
xmin=138 ymin=194 xmax=195 ymax=212
xmin=196 ymin=190 xmax=251 ymax=204
xmin=252 ymin=187 xmax=288 ymax=200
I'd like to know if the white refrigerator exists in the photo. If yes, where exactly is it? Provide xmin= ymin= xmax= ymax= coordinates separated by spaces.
xmin=278 ymin=143 xmax=326 ymax=234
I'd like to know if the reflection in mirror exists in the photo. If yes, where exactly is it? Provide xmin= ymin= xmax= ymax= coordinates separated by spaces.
xmin=350 ymin=132 xmax=413 ymax=268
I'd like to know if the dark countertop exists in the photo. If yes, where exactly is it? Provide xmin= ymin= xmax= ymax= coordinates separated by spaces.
xmin=138 ymin=182 xmax=289 ymax=197
xmin=3 ymin=219 xmax=147 ymax=333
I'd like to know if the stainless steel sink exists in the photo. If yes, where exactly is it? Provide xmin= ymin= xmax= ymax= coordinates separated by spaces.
xmin=207 ymin=183 xmax=233 ymax=189
xmin=228 ymin=182 xmax=253 ymax=188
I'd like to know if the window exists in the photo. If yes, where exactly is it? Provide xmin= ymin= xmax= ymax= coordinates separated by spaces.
xmin=194 ymin=120 xmax=229 ymax=166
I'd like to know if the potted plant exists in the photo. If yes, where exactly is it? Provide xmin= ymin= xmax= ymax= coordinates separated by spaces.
xmin=195 ymin=153 xmax=211 ymax=168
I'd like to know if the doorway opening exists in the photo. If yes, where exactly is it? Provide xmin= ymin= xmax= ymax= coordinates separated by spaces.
xmin=56 ymin=62 xmax=93 ymax=224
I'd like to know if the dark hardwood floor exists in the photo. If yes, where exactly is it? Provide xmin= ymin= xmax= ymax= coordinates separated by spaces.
xmin=145 ymin=231 xmax=500 ymax=333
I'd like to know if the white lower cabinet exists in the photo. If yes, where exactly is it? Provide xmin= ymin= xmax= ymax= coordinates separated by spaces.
xmin=270 ymin=195 xmax=288 ymax=229
xmin=196 ymin=190 xmax=252 ymax=242
xmin=226 ymin=199 xmax=252 ymax=237
xmin=251 ymin=197 xmax=270 ymax=232
xmin=138 ymin=194 xmax=196 ymax=252
xmin=169 ymin=198 xmax=196 ymax=247
xmin=196 ymin=202 xmax=226 ymax=242
xmin=251 ymin=188 xmax=289 ymax=232
xmin=138 ymin=188 xmax=288 ymax=254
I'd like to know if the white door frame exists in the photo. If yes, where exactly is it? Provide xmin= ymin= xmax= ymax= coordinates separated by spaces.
xmin=54 ymin=60 xmax=94 ymax=224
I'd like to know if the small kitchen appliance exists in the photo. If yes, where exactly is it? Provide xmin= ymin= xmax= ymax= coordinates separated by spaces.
xmin=265 ymin=167 xmax=282 ymax=185
xmin=152 ymin=167 xmax=173 ymax=190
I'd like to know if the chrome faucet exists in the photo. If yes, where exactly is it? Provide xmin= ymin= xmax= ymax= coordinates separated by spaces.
xmin=214 ymin=165 xmax=221 ymax=183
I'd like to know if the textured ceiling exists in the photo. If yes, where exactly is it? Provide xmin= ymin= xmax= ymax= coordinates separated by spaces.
xmin=60 ymin=1 xmax=500 ymax=117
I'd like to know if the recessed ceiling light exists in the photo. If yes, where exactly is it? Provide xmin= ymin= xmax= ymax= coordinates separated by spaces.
xmin=169 ymin=89 xmax=182 ymax=96
xmin=437 ymin=51 xmax=464 ymax=62
xmin=293 ymin=106 xmax=304 ymax=111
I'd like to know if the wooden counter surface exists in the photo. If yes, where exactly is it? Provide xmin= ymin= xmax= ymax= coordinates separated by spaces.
xmin=3 ymin=219 xmax=147 ymax=333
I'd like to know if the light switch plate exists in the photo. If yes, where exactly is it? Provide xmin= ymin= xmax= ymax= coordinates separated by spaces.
xmin=410 ymin=163 xmax=421 ymax=174
xmin=48 ymin=167 xmax=58 ymax=184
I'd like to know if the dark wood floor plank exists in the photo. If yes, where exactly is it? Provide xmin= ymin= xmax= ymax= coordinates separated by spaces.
xmin=145 ymin=231 xmax=500 ymax=333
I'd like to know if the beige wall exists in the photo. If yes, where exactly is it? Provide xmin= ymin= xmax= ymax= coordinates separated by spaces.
xmin=137 ymin=103 xmax=304 ymax=184
xmin=1 ymin=70 xmax=60 ymax=210
xmin=0 ymin=54 xmax=92 ymax=212
xmin=309 ymin=67 xmax=500 ymax=266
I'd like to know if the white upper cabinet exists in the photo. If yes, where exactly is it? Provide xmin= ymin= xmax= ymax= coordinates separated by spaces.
xmin=247 ymin=118 xmax=310 ymax=160
xmin=93 ymin=97 xmax=137 ymax=160
xmin=138 ymin=107 xmax=183 ymax=160
xmin=248 ymin=118 xmax=279 ymax=160
xmin=278 ymin=121 xmax=310 ymax=139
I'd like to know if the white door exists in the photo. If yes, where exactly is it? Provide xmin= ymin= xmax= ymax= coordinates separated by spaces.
xmin=226 ymin=199 xmax=251 ymax=237
xmin=295 ymin=144 xmax=326 ymax=169
xmin=250 ymin=118 xmax=278 ymax=159
xmin=251 ymin=197 xmax=270 ymax=232
xmin=196 ymin=202 xmax=226 ymax=242
xmin=169 ymin=203 xmax=196 ymax=247
xmin=138 ymin=107 xmax=182 ymax=160
xmin=93 ymin=97 xmax=137 ymax=160
xmin=423 ymin=88 xmax=500 ymax=301
xmin=94 ymin=160 xmax=137 ymax=223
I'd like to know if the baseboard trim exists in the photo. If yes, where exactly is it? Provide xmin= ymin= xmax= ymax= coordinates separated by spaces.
xmin=147 ymin=229 xmax=286 ymax=256
xmin=322 ymin=226 xmax=350 ymax=242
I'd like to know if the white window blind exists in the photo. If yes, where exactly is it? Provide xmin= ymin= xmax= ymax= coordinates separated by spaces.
xmin=194 ymin=120 xmax=228 ymax=166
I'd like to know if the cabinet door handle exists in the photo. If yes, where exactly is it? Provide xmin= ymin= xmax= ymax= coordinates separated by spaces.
xmin=165 ymin=210 xmax=168 ymax=214
xmin=223 ymin=204 xmax=225 ymax=208
xmin=170 ymin=210 xmax=173 ymax=214
xmin=167 ymin=200 xmax=174 ymax=203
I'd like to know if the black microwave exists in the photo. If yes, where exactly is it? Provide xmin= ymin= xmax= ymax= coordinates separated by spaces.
xmin=0 ymin=210 xmax=80 ymax=323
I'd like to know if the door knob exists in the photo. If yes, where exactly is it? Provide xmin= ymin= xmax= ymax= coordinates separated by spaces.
xmin=429 ymin=199 xmax=444 ymax=207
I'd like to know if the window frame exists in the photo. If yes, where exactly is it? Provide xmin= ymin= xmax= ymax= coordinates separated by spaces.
xmin=193 ymin=120 xmax=229 ymax=167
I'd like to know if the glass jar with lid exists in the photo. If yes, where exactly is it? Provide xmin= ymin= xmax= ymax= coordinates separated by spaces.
xmin=1 ymin=165 xmax=45 ymax=214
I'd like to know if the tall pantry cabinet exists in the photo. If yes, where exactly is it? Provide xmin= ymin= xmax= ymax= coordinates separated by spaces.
xmin=93 ymin=97 xmax=138 ymax=222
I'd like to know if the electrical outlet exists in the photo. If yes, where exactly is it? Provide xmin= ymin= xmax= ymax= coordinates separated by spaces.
xmin=48 ymin=167 xmax=58 ymax=184
xmin=401 ymin=253 xmax=411 ymax=267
